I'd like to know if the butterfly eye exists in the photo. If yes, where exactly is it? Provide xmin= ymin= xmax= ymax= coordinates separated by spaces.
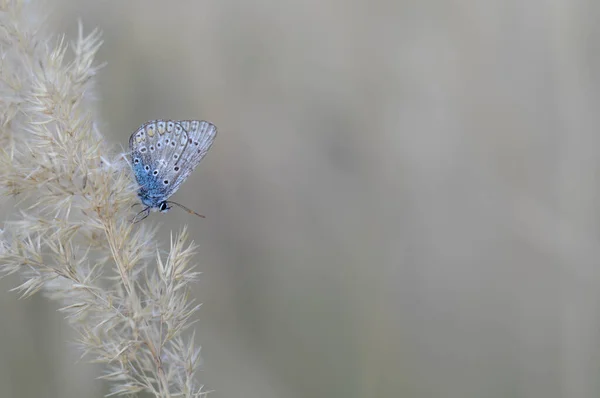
xmin=140 ymin=147 xmax=147 ymax=153
xmin=157 ymin=142 xmax=161 ymax=147
xmin=163 ymin=179 xmax=169 ymax=185
xmin=175 ymin=125 xmax=182 ymax=134
xmin=133 ymin=158 xmax=140 ymax=164
xmin=150 ymin=146 xmax=154 ymax=151
xmin=165 ymin=138 xmax=169 ymax=144
xmin=171 ymin=141 xmax=176 ymax=147
xmin=167 ymin=122 xmax=174 ymax=131
xmin=145 ymin=165 xmax=150 ymax=171
xmin=174 ymin=166 xmax=180 ymax=172
xmin=153 ymin=170 xmax=158 ymax=175
xmin=173 ymin=154 xmax=178 ymax=159
xmin=194 ymin=142 xmax=199 ymax=146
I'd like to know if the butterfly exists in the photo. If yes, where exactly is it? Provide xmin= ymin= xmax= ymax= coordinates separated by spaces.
xmin=129 ymin=119 xmax=217 ymax=222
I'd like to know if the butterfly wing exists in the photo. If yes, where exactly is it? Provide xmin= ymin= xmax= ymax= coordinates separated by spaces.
xmin=129 ymin=119 xmax=217 ymax=208
xmin=166 ymin=120 xmax=217 ymax=197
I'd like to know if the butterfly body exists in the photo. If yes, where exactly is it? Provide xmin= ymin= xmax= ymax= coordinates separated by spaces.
xmin=129 ymin=119 xmax=217 ymax=220
xmin=132 ymin=160 xmax=169 ymax=210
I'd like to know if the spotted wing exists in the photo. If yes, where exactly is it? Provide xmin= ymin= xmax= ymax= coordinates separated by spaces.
xmin=167 ymin=120 xmax=217 ymax=196
xmin=129 ymin=119 xmax=190 ymax=206
xmin=129 ymin=119 xmax=216 ymax=205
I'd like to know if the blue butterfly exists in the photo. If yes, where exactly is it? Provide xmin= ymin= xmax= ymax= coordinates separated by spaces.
xmin=129 ymin=119 xmax=217 ymax=222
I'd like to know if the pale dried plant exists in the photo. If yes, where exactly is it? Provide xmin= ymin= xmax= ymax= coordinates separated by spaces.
xmin=0 ymin=1 xmax=206 ymax=396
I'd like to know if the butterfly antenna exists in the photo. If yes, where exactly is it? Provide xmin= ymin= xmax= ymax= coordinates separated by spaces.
xmin=167 ymin=201 xmax=206 ymax=218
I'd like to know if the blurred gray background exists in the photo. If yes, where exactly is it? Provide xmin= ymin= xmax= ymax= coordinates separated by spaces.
xmin=2 ymin=0 xmax=600 ymax=397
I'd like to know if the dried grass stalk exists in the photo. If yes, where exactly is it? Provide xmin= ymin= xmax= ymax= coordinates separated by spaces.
xmin=0 ymin=1 xmax=206 ymax=396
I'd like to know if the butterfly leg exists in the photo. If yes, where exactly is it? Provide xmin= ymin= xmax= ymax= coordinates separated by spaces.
xmin=131 ymin=206 xmax=151 ymax=223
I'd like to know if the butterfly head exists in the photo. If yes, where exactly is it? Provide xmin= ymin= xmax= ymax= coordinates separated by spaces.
xmin=158 ymin=201 xmax=171 ymax=213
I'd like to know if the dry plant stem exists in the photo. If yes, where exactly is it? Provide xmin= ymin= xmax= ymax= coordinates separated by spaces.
xmin=104 ymin=220 xmax=177 ymax=397
xmin=0 ymin=1 xmax=206 ymax=396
